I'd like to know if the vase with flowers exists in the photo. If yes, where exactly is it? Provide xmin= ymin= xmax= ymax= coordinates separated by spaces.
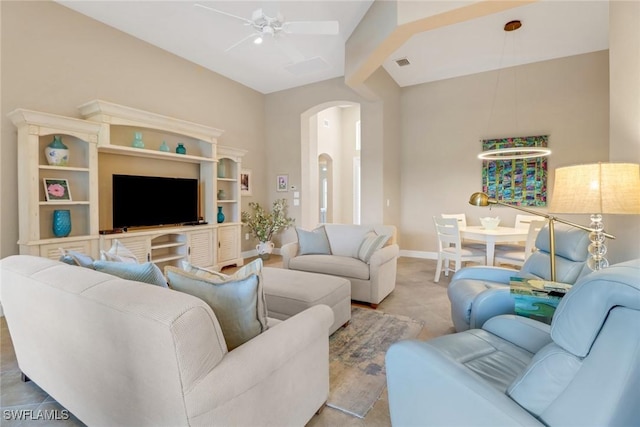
xmin=241 ymin=199 xmax=294 ymax=260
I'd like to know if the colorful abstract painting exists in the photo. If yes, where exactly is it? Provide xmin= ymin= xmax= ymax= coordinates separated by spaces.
xmin=481 ymin=135 xmax=548 ymax=207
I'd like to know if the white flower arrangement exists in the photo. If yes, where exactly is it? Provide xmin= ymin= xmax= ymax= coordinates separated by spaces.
xmin=241 ymin=198 xmax=294 ymax=242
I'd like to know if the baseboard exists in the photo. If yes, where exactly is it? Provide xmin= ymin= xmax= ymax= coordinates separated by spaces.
xmin=243 ymin=248 xmax=434 ymax=261
xmin=399 ymin=250 xmax=437 ymax=260
xmin=241 ymin=249 xmax=257 ymax=259
xmin=241 ymin=248 xmax=283 ymax=259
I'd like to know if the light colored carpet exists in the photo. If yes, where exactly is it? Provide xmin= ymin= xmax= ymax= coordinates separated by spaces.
xmin=326 ymin=306 xmax=424 ymax=418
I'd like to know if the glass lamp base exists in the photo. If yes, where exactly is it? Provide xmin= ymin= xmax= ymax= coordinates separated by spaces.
xmin=587 ymin=213 xmax=608 ymax=271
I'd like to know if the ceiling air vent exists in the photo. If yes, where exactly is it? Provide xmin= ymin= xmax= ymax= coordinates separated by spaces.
xmin=395 ymin=57 xmax=410 ymax=67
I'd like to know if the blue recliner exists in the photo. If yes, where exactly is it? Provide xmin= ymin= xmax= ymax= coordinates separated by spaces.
xmin=386 ymin=259 xmax=640 ymax=426
xmin=448 ymin=223 xmax=590 ymax=332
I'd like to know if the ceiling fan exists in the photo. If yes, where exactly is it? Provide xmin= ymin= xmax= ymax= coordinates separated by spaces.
xmin=194 ymin=3 xmax=339 ymax=60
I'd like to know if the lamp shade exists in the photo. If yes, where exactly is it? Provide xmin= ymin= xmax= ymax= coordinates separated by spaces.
xmin=549 ymin=163 xmax=640 ymax=214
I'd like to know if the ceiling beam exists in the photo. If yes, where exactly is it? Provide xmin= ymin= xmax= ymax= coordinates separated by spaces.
xmin=344 ymin=0 xmax=539 ymax=96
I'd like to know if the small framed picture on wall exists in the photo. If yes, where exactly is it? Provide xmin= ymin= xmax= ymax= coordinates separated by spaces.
xmin=276 ymin=174 xmax=288 ymax=192
xmin=43 ymin=178 xmax=72 ymax=201
xmin=241 ymin=169 xmax=252 ymax=196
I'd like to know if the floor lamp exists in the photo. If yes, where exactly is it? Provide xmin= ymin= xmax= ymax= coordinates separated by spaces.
xmin=549 ymin=163 xmax=640 ymax=271
xmin=468 ymin=193 xmax=615 ymax=282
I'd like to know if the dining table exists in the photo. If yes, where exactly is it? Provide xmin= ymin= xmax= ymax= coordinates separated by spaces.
xmin=459 ymin=226 xmax=529 ymax=266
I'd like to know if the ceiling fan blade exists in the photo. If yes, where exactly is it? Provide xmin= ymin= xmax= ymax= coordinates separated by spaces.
xmin=225 ymin=33 xmax=258 ymax=53
xmin=274 ymin=37 xmax=305 ymax=64
xmin=282 ymin=21 xmax=339 ymax=35
xmin=194 ymin=4 xmax=253 ymax=25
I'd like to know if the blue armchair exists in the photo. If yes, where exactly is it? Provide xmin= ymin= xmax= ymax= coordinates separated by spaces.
xmin=447 ymin=223 xmax=590 ymax=332
xmin=386 ymin=259 xmax=640 ymax=426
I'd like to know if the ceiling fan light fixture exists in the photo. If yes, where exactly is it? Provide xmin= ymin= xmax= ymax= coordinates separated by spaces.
xmin=197 ymin=4 xmax=338 ymax=61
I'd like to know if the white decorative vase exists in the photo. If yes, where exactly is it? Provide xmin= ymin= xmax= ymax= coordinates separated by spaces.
xmin=44 ymin=135 xmax=69 ymax=166
xmin=256 ymin=241 xmax=274 ymax=260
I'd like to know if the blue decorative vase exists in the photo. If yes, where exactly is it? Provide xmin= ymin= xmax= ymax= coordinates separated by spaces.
xmin=217 ymin=158 xmax=226 ymax=178
xmin=132 ymin=132 xmax=144 ymax=148
xmin=176 ymin=143 xmax=186 ymax=155
xmin=52 ymin=210 xmax=71 ymax=237
xmin=44 ymin=135 xmax=69 ymax=166
xmin=159 ymin=141 xmax=170 ymax=152
xmin=217 ymin=206 xmax=225 ymax=224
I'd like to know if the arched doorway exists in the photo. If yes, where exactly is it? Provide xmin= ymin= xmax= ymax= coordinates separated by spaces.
xmin=300 ymin=102 xmax=360 ymax=229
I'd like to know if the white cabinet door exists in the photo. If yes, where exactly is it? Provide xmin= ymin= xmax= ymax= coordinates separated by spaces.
xmin=217 ymin=225 xmax=239 ymax=266
xmin=40 ymin=240 xmax=95 ymax=260
xmin=101 ymin=235 xmax=150 ymax=263
xmin=188 ymin=229 xmax=214 ymax=268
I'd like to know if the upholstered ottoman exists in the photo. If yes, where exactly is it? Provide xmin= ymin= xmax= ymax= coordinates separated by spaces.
xmin=262 ymin=267 xmax=351 ymax=335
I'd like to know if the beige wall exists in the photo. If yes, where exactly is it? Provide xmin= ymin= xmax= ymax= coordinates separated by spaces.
xmin=364 ymin=68 xmax=402 ymax=229
xmin=1 ymin=0 xmax=265 ymax=257
xmin=400 ymin=51 xmax=610 ymax=253
xmin=608 ymin=0 xmax=640 ymax=263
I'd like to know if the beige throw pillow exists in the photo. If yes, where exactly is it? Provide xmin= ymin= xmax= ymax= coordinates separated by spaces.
xmin=357 ymin=232 xmax=391 ymax=263
xmin=166 ymin=259 xmax=268 ymax=351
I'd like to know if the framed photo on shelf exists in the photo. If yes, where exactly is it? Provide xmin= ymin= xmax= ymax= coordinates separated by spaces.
xmin=240 ymin=169 xmax=252 ymax=196
xmin=276 ymin=174 xmax=288 ymax=192
xmin=43 ymin=178 xmax=72 ymax=201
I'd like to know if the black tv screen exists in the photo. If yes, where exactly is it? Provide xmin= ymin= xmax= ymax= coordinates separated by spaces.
xmin=112 ymin=174 xmax=198 ymax=229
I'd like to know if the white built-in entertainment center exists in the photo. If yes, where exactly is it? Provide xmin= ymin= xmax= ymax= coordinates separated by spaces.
xmin=9 ymin=100 xmax=245 ymax=270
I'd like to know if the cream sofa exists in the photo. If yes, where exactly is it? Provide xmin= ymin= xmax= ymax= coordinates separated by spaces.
xmin=0 ymin=255 xmax=333 ymax=427
xmin=281 ymin=224 xmax=399 ymax=308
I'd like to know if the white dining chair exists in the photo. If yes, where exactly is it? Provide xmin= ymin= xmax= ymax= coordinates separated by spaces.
xmin=433 ymin=216 xmax=486 ymax=282
xmin=441 ymin=213 xmax=484 ymax=247
xmin=494 ymin=220 xmax=546 ymax=267
xmin=514 ymin=214 xmax=546 ymax=229
xmin=493 ymin=214 xmax=546 ymax=249
xmin=441 ymin=213 xmax=467 ymax=227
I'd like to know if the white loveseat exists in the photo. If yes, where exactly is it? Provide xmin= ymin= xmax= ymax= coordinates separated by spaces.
xmin=0 ymin=255 xmax=333 ymax=427
xmin=281 ymin=224 xmax=399 ymax=308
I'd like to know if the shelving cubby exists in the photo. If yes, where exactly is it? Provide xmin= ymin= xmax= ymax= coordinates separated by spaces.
xmin=99 ymin=125 xmax=215 ymax=164
xmin=150 ymin=233 xmax=188 ymax=265
xmin=11 ymin=101 xmax=246 ymax=270
xmin=9 ymin=109 xmax=102 ymax=258
xmin=78 ymin=100 xmax=223 ymax=227
xmin=216 ymin=146 xmax=247 ymax=268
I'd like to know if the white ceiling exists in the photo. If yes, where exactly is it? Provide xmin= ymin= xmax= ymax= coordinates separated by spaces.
xmin=57 ymin=1 xmax=609 ymax=94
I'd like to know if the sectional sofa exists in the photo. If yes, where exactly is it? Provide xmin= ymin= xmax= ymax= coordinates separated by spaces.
xmin=0 ymin=255 xmax=333 ymax=426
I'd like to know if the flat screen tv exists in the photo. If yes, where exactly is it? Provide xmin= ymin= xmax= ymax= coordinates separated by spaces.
xmin=112 ymin=174 xmax=198 ymax=229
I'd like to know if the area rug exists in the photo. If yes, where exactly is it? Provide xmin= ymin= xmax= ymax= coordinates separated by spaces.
xmin=327 ymin=306 xmax=424 ymax=418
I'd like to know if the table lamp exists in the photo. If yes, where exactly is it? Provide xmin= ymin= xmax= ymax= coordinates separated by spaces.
xmin=549 ymin=162 xmax=640 ymax=271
